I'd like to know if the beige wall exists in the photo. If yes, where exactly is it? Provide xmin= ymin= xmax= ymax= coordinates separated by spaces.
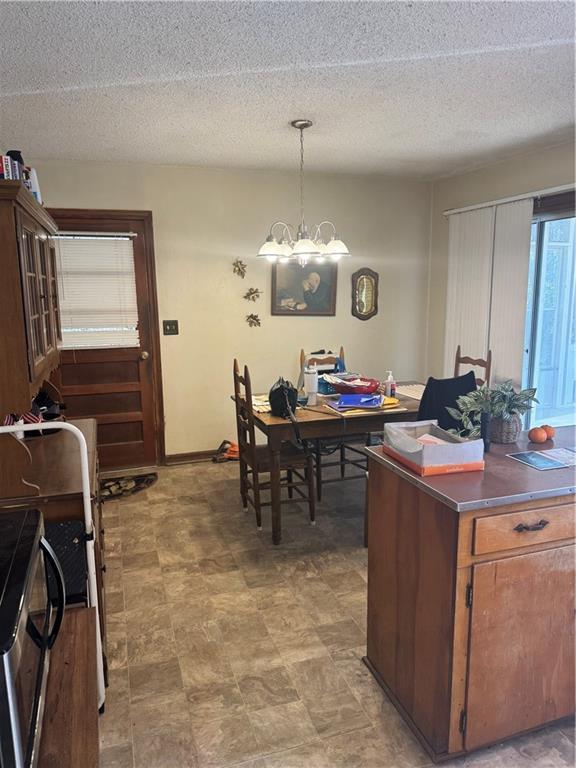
xmin=33 ymin=160 xmax=431 ymax=455
xmin=427 ymin=142 xmax=575 ymax=376
xmin=35 ymin=142 xmax=573 ymax=455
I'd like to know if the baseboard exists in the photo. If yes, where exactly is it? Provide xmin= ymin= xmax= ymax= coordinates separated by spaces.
xmin=165 ymin=450 xmax=216 ymax=465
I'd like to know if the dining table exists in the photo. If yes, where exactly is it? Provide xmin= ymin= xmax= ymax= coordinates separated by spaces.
xmin=252 ymin=388 xmax=421 ymax=544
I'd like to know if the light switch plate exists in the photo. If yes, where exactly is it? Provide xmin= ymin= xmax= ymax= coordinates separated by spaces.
xmin=163 ymin=320 xmax=179 ymax=335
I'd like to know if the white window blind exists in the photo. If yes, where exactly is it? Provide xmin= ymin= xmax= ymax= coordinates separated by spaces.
xmin=444 ymin=207 xmax=495 ymax=377
xmin=444 ymin=199 xmax=533 ymax=385
xmin=56 ymin=234 xmax=140 ymax=350
xmin=489 ymin=199 xmax=534 ymax=387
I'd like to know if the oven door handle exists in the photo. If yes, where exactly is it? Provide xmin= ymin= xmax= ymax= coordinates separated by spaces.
xmin=40 ymin=537 xmax=66 ymax=649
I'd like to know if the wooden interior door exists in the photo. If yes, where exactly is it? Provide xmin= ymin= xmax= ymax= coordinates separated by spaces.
xmin=465 ymin=545 xmax=575 ymax=751
xmin=49 ymin=210 xmax=164 ymax=470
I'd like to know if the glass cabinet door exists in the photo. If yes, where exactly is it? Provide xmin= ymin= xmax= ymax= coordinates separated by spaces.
xmin=38 ymin=237 xmax=56 ymax=354
xmin=16 ymin=211 xmax=60 ymax=383
xmin=20 ymin=221 xmax=45 ymax=375
xmin=48 ymin=244 xmax=62 ymax=344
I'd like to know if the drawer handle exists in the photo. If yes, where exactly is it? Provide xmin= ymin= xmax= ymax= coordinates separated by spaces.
xmin=514 ymin=519 xmax=549 ymax=533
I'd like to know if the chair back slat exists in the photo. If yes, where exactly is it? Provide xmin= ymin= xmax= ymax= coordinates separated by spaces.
xmin=233 ymin=359 xmax=257 ymax=464
xmin=454 ymin=345 xmax=492 ymax=386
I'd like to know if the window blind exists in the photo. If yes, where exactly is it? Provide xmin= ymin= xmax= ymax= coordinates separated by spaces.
xmin=444 ymin=207 xmax=495 ymax=377
xmin=444 ymin=199 xmax=533 ymax=385
xmin=489 ymin=199 xmax=534 ymax=387
xmin=55 ymin=235 xmax=140 ymax=349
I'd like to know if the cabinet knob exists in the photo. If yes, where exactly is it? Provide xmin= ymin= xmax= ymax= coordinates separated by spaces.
xmin=140 ymin=350 xmax=150 ymax=360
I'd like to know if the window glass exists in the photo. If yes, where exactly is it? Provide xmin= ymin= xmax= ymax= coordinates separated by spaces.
xmin=525 ymin=216 xmax=576 ymax=427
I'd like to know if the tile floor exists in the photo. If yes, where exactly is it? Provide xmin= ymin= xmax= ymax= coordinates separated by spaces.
xmin=99 ymin=462 xmax=575 ymax=768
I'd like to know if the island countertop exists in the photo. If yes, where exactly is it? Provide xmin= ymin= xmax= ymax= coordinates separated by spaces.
xmin=366 ymin=424 xmax=576 ymax=512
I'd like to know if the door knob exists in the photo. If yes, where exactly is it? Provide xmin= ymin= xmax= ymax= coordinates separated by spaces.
xmin=140 ymin=351 xmax=149 ymax=360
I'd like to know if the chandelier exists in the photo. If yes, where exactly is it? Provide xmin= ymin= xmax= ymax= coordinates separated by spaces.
xmin=256 ymin=119 xmax=351 ymax=266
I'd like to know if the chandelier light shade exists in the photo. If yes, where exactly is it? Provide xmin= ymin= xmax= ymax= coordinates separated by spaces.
xmin=325 ymin=236 xmax=350 ymax=259
xmin=256 ymin=120 xmax=351 ymax=266
xmin=257 ymin=235 xmax=284 ymax=261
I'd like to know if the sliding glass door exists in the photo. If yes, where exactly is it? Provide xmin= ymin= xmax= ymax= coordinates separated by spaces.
xmin=524 ymin=212 xmax=576 ymax=427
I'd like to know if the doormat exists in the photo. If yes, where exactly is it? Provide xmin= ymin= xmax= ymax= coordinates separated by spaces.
xmin=100 ymin=473 xmax=158 ymax=500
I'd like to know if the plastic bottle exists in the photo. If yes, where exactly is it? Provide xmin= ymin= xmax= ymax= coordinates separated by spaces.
xmin=385 ymin=371 xmax=395 ymax=398
xmin=304 ymin=363 xmax=318 ymax=406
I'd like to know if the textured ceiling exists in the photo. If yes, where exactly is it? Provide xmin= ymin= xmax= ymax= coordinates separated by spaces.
xmin=0 ymin=1 xmax=574 ymax=177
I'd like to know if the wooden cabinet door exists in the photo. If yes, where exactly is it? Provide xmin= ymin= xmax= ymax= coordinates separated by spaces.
xmin=465 ymin=545 xmax=575 ymax=751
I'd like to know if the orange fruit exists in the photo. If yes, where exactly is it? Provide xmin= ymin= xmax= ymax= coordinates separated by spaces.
xmin=541 ymin=424 xmax=556 ymax=439
xmin=528 ymin=427 xmax=547 ymax=443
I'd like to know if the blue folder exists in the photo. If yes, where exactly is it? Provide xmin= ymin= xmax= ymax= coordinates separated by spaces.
xmin=336 ymin=394 xmax=383 ymax=410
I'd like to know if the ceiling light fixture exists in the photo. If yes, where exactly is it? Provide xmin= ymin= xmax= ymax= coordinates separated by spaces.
xmin=256 ymin=120 xmax=351 ymax=266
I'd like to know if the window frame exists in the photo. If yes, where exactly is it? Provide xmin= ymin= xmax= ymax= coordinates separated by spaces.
xmin=525 ymin=191 xmax=576 ymax=427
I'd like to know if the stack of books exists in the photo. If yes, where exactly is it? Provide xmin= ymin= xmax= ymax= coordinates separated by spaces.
xmin=1 ymin=155 xmax=24 ymax=180
xmin=0 ymin=154 xmax=42 ymax=203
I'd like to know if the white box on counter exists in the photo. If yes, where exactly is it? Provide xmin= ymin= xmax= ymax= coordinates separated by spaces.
xmin=380 ymin=420 xmax=485 ymax=476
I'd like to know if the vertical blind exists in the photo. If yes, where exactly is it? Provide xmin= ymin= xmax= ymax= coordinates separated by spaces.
xmin=444 ymin=199 xmax=534 ymax=385
xmin=443 ymin=207 xmax=495 ymax=377
xmin=55 ymin=234 xmax=140 ymax=349
xmin=489 ymin=200 xmax=534 ymax=386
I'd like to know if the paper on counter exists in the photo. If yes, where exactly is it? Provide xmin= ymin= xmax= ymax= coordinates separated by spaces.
xmin=540 ymin=447 xmax=576 ymax=466
xmin=507 ymin=451 xmax=568 ymax=470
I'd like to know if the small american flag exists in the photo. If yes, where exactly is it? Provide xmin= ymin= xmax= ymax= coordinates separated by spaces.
xmin=3 ymin=411 xmax=43 ymax=426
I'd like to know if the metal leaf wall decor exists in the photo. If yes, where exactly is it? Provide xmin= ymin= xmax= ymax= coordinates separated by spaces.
xmin=246 ymin=313 xmax=261 ymax=327
xmin=232 ymin=259 xmax=247 ymax=278
xmin=243 ymin=287 xmax=262 ymax=302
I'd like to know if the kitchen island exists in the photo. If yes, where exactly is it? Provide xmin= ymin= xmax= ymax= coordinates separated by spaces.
xmin=365 ymin=426 xmax=575 ymax=762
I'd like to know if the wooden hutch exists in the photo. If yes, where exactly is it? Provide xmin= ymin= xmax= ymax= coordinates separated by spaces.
xmin=0 ymin=181 xmax=101 ymax=766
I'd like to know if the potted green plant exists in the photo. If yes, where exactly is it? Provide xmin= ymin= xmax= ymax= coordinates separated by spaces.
xmin=446 ymin=384 xmax=493 ymax=451
xmin=447 ymin=381 xmax=537 ymax=451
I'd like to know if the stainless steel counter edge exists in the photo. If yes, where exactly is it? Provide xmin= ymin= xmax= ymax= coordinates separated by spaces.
xmin=365 ymin=446 xmax=576 ymax=512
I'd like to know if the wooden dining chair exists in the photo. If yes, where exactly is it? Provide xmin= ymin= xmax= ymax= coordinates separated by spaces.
xmin=233 ymin=360 xmax=316 ymax=530
xmin=417 ymin=370 xmax=478 ymax=431
xmin=454 ymin=346 xmax=492 ymax=386
xmin=299 ymin=347 xmax=367 ymax=501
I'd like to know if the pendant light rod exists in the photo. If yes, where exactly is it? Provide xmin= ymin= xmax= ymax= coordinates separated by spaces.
xmin=291 ymin=119 xmax=313 ymax=232
xmin=299 ymin=126 xmax=305 ymax=229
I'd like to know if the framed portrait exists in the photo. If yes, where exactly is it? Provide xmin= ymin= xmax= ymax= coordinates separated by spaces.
xmin=271 ymin=263 xmax=338 ymax=316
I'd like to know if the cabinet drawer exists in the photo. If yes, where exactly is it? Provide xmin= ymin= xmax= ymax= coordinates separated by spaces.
xmin=473 ymin=504 xmax=575 ymax=555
